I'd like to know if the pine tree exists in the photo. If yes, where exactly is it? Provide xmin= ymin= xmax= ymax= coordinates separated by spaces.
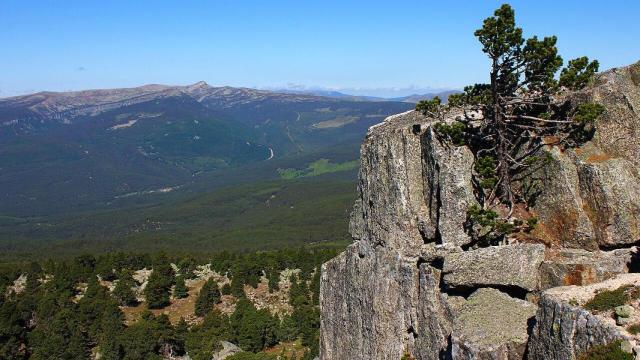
xmin=145 ymin=263 xmax=174 ymax=309
xmin=267 ymin=270 xmax=280 ymax=293
xmin=113 ymin=269 xmax=138 ymax=306
xmin=229 ymin=298 xmax=279 ymax=353
xmin=173 ymin=275 xmax=189 ymax=299
xmin=194 ymin=278 xmax=221 ymax=317
xmin=186 ymin=309 xmax=230 ymax=360
xmin=172 ymin=318 xmax=189 ymax=355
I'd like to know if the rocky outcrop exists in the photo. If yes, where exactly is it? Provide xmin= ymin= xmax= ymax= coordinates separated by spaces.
xmin=527 ymin=274 xmax=640 ymax=359
xmin=443 ymin=244 xmax=545 ymax=293
xmin=450 ymin=288 xmax=537 ymax=360
xmin=320 ymin=109 xmax=469 ymax=359
xmin=348 ymin=109 xmax=478 ymax=254
xmin=211 ymin=341 xmax=243 ymax=360
xmin=320 ymin=61 xmax=640 ymax=360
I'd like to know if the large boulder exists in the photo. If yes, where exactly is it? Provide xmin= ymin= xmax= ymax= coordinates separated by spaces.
xmin=450 ymin=288 xmax=537 ymax=360
xmin=539 ymin=247 xmax=636 ymax=289
xmin=442 ymin=244 xmax=546 ymax=293
xmin=212 ymin=341 xmax=243 ymax=360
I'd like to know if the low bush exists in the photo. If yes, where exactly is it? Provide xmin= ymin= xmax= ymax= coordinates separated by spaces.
xmin=433 ymin=121 xmax=466 ymax=146
xmin=577 ymin=340 xmax=632 ymax=360
xmin=584 ymin=286 xmax=631 ymax=312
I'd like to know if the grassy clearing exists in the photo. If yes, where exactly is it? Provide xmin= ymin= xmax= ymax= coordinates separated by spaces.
xmin=278 ymin=158 xmax=359 ymax=179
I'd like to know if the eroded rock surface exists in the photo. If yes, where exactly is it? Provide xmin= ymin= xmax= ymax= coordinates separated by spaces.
xmin=212 ymin=341 xmax=243 ymax=360
xmin=450 ymin=288 xmax=537 ymax=360
xmin=320 ymin=242 xmax=420 ymax=359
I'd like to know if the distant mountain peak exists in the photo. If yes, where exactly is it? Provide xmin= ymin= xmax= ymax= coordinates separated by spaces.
xmin=188 ymin=81 xmax=210 ymax=89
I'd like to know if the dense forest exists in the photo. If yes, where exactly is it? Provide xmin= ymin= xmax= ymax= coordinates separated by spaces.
xmin=0 ymin=248 xmax=338 ymax=360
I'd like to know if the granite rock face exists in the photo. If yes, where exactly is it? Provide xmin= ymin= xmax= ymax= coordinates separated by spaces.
xmin=320 ymin=110 xmax=463 ymax=360
xmin=319 ymin=241 xmax=421 ymax=359
xmin=527 ymin=294 xmax=625 ymax=360
xmin=533 ymin=61 xmax=640 ymax=249
xmin=320 ymin=61 xmax=640 ymax=360
xmin=421 ymin=129 xmax=477 ymax=247
xmin=348 ymin=109 xmax=477 ymax=254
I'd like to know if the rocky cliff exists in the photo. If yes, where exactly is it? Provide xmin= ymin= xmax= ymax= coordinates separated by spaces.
xmin=320 ymin=61 xmax=640 ymax=359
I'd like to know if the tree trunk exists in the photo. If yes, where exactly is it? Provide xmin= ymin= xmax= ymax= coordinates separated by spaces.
xmin=490 ymin=59 xmax=514 ymax=212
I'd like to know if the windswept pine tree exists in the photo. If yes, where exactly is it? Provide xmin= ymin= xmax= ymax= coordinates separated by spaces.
xmin=417 ymin=3 xmax=604 ymax=244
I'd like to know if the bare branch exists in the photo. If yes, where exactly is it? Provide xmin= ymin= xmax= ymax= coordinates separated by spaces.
xmin=505 ymin=115 xmax=573 ymax=124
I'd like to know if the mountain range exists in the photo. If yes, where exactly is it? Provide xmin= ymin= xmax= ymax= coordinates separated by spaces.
xmin=274 ymin=88 xmax=461 ymax=103
xmin=0 ymin=82 xmax=414 ymax=256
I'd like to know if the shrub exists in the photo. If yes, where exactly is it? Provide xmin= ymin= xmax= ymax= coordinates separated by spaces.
xmin=574 ymin=103 xmax=606 ymax=123
xmin=221 ymin=283 xmax=232 ymax=296
xmin=415 ymin=96 xmax=442 ymax=115
xmin=627 ymin=324 xmax=640 ymax=335
xmin=577 ymin=340 xmax=632 ymax=360
xmin=433 ymin=121 xmax=466 ymax=146
xmin=584 ymin=286 xmax=631 ymax=312
xmin=475 ymin=156 xmax=498 ymax=189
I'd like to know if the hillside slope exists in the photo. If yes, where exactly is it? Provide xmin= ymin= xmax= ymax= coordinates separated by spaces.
xmin=0 ymin=83 xmax=412 ymax=218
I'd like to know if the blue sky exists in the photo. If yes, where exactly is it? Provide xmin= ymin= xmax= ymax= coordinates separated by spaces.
xmin=1 ymin=0 xmax=639 ymax=97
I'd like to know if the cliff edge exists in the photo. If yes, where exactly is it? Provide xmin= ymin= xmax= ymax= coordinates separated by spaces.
xmin=320 ymin=61 xmax=640 ymax=360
